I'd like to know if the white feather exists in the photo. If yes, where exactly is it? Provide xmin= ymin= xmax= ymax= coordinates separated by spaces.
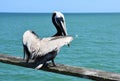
xmin=23 ymin=30 xmax=73 ymax=57
xmin=35 ymin=64 xmax=43 ymax=69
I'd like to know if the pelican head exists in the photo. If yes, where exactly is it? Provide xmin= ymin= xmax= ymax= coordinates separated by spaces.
xmin=52 ymin=11 xmax=68 ymax=36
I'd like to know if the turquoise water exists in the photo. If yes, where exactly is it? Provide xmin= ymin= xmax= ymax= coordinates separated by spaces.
xmin=0 ymin=13 xmax=120 ymax=81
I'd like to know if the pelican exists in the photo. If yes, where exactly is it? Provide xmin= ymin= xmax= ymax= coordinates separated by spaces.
xmin=22 ymin=11 xmax=73 ymax=69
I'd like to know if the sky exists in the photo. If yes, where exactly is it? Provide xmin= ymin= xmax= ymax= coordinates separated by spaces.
xmin=0 ymin=0 xmax=120 ymax=13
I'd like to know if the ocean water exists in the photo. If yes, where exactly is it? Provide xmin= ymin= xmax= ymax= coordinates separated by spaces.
xmin=0 ymin=13 xmax=120 ymax=81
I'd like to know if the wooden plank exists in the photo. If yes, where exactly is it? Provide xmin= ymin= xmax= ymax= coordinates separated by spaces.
xmin=0 ymin=54 xmax=120 ymax=81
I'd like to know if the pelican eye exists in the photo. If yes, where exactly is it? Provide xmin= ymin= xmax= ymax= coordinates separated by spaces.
xmin=59 ymin=17 xmax=64 ymax=23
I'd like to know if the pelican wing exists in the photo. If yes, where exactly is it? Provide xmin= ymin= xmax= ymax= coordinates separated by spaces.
xmin=36 ymin=36 xmax=73 ymax=56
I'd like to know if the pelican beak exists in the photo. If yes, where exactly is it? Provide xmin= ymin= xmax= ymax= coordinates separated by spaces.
xmin=57 ymin=17 xmax=68 ymax=36
xmin=57 ymin=17 xmax=70 ymax=47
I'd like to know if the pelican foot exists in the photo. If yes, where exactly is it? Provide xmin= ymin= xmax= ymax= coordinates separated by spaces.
xmin=52 ymin=63 xmax=56 ymax=66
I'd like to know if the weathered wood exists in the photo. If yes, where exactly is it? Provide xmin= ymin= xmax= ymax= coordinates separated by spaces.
xmin=0 ymin=54 xmax=120 ymax=81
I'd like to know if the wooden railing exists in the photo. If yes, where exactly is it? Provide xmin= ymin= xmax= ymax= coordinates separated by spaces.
xmin=0 ymin=54 xmax=120 ymax=81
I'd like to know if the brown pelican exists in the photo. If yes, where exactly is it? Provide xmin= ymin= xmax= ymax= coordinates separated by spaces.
xmin=22 ymin=11 xmax=73 ymax=69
